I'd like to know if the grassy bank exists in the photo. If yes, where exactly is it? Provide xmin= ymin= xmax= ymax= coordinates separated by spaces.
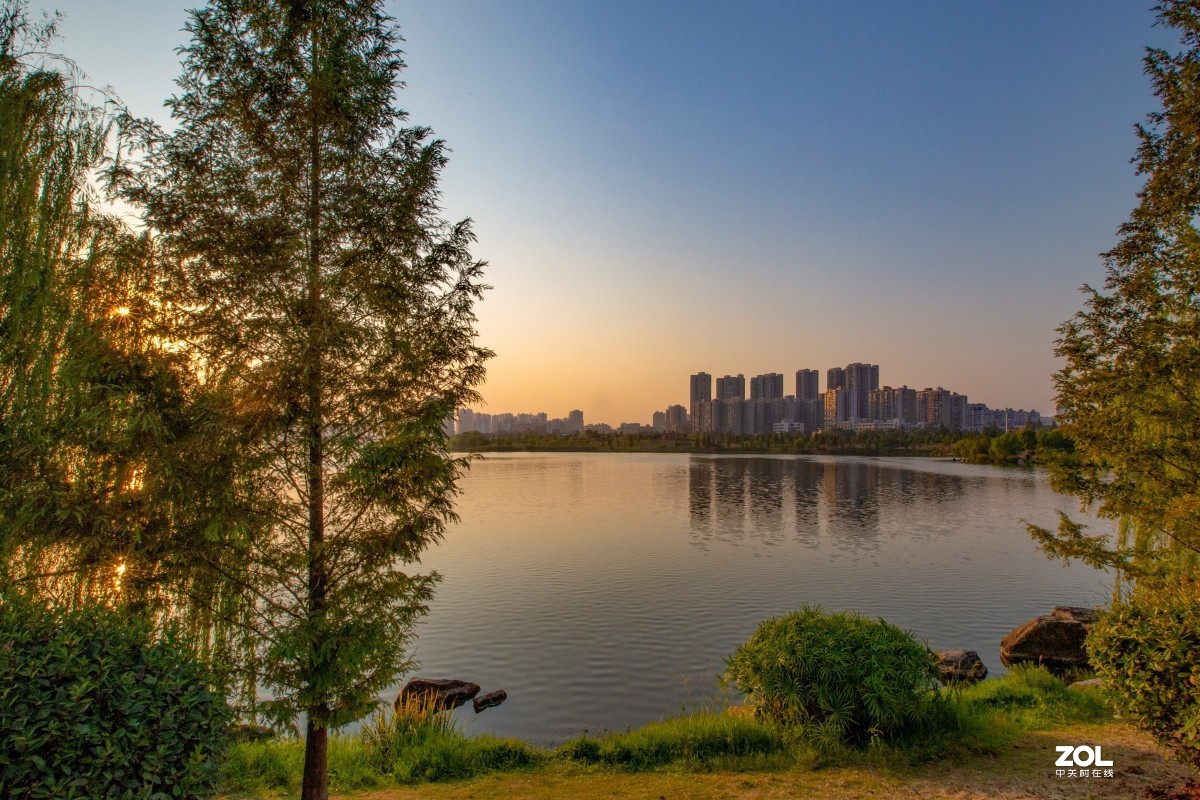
xmin=218 ymin=668 xmax=1192 ymax=799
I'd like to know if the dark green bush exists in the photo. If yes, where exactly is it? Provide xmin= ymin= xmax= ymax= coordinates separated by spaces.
xmin=725 ymin=606 xmax=942 ymax=748
xmin=1088 ymin=579 xmax=1200 ymax=767
xmin=0 ymin=594 xmax=232 ymax=799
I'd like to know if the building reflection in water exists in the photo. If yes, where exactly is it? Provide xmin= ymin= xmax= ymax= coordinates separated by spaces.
xmin=688 ymin=456 xmax=968 ymax=554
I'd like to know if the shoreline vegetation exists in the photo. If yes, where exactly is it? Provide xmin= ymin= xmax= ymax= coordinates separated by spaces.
xmin=218 ymin=667 xmax=1191 ymax=799
xmin=449 ymin=428 xmax=1074 ymax=466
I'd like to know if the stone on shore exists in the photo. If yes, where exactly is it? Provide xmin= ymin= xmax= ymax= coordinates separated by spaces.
xmin=1000 ymin=606 xmax=1096 ymax=675
xmin=935 ymin=649 xmax=988 ymax=685
xmin=395 ymin=678 xmax=480 ymax=712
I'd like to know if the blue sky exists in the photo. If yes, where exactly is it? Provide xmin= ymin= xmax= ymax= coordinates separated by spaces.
xmin=30 ymin=1 xmax=1174 ymax=423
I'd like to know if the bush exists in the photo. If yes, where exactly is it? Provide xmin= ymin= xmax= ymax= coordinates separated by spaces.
xmin=725 ymin=607 xmax=942 ymax=749
xmin=0 ymin=594 xmax=231 ymax=799
xmin=1087 ymin=579 xmax=1200 ymax=767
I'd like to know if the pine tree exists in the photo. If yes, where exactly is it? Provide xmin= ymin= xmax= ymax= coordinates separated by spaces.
xmin=117 ymin=2 xmax=490 ymax=796
xmin=1030 ymin=0 xmax=1200 ymax=586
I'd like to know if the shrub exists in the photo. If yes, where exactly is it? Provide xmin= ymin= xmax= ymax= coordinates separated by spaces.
xmin=1087 ymin=578 xmax=1200 ymax=767
xmin=0 ymin=594 xmax=232 ymax=799
xmin=725 ymin=607 xmax=942 ymax=749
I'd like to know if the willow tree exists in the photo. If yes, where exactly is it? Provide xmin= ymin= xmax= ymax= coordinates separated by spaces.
xmin=0 ymin=3 xmax=213 ymax=608
xmin=117 ymin=1 xmax=490 ymax=796
xmin=1029 ymin=0 xmax=1200 ymax=588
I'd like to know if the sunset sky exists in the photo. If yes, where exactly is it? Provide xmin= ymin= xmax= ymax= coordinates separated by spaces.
xmin=30 ymin=1 xmax=1172 ymax=424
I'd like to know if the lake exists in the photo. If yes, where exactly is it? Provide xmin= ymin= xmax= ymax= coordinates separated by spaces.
xmin=394 ymin=452 xmax=1111 ymax=746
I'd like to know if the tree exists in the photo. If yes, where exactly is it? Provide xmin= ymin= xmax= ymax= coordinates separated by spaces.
xmin=0 ymin=1 xmax=214 ymax=611
xmin=116 ymin=2 xmax=491 ymax=797
xmin=1030 ymin=0 xmax=1200 ymax=587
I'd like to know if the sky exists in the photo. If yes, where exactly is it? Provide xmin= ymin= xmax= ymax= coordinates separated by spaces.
xmin=27 ymin=1 xmax=1177 ymax=424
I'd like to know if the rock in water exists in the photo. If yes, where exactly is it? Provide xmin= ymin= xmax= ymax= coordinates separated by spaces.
xmin=935 ymin=649 xmax=988 ymax=685
xmin=1000 ymin=606 xmax=1096 ymax=674
xmin=473 ymin=690 xmax=508 ymax=713
xmin=395 ymin=678 xmax=480 ymax=712
xmin=1051 ymin=606 xmax=1098 ymax=625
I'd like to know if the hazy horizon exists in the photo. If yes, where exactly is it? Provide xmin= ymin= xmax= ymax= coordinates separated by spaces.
xmin=29 ymin=1 xmax=1171 ymax=424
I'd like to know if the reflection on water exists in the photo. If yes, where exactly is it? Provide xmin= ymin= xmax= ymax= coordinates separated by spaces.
xmin=399 ymin=453 xmax=1111 ymax=746
xmin=688 ymin=458 xmax=972 ymax=553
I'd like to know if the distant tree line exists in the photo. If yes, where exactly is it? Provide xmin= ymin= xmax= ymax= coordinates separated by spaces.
xmin=450 ymin=424 xmax=1067 ymax=460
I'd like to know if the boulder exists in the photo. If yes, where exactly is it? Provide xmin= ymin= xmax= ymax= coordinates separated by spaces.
xmin=473 ymin=689 xmax=508 ymax=713
xmin=395 ymin=678 xmax=480 ymax=712
xmin=935 ymin=649 xmax=988 ymax=685
xmin=1052 ymin=606 xmax=1098 ymax=625
xmin=1000 ymin=606 xmax=1096 ymax=674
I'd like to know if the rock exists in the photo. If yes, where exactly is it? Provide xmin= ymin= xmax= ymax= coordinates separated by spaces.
xmin=1069 ymin=678 xmax=1104 ymax=690
xmin=935 ymin=649 xmax=988 ymax=685
xmin=1000 ymin=607 xmax=1096 ymax=675
xmin=396 ymin=678 xmax=480 ymax=712
xmin=473 ymin=690 xmax=508 ymax=713
xmin=1052 ymin=606 xmax=1099 ymax=625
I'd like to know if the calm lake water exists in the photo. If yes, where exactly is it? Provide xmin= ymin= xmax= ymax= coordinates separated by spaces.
xmin=392 ymin=452 xmax=1111 ymax=746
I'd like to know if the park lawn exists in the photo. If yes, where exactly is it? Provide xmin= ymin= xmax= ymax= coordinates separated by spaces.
xmin=329 ymin=722 xmax=1193 ymax=800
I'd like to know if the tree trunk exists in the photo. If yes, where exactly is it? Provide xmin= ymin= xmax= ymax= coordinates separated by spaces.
xmin=300 ymin=22 xmax=329 ymax=800
xmin=300 ymin=714 xmax=329 ymax=800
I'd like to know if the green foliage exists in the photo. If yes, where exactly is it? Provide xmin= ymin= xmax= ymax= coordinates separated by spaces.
xmin=358 ymin=701 xmax=539 ymax=784
xmin=220 ymin=738 xmax=303 ymax=796
xmin=724 ymin=607 xmax=943 ymax=749
xmin=216 ymin=669 xmax=1118 ymax=789
xmin=556 ymin=713 xmax=789 ymax=772
xmin=1031 ymin=0 xmax=1200 ymax=580
xmin=113 ymin=2 xmax=493 ymax=794
xmin=0 ymin=593 xmax=231 ymax=799
xmin=388 ymin=730 xmax=539 ymax=784
xmin=954 ymin=665 xmax=1108 ymax=729
xmin=1087 ymin=579 xmax=1200 ymax=767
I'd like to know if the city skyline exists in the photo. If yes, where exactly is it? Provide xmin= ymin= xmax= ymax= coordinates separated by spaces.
xmin=28 ymin=1 xmax=1174 ymax=424
xmin=457 ymin=358 xmax=1043 ymax=433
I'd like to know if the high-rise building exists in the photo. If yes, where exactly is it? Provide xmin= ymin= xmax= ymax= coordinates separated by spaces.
xmin=827 ymin=367 xmax=846 ymax=393
xmin=867 ymin=386 xmax=918 ymax=426
xmin=692 ymin=400 xmax=713 ymax=433
xmin=652 ymin=410 xmax=667 ymax=430
xmin=844 ymin=362 xmax=880 ymax=421
xmin=665 ymin=404 xmax=688 ymax=433
xmin=917 ymin=387 xmax=953 ymax=429
xmin=949 ymin=393 xmax=968 ymax=432
xmin=689 ymin=372 xmax=712 ymax=427
xmin=750 ymin=372 xmax=784 ymax=400
xmin=716 ymin=374 xmax=746 ymax=401
xmin=795 ymin=369 xmax=819 ymax=400
xmin=568 ymin=409 xmax=584 ymax=433
xmin=824 ymin=388 xmax=849 ymax=430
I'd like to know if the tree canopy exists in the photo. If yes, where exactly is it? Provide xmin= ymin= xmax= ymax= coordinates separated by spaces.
xmin=114 ymin=1 xmax=491 ymax=796
xmin=1030 ymin=0 xmax=1200 ymax=585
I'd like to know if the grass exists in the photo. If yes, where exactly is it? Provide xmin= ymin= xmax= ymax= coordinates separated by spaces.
xmin=557 ymin=712 xmax=795 ymax=771
xmin=219 ymin=667 xmax=1174 ymax=799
